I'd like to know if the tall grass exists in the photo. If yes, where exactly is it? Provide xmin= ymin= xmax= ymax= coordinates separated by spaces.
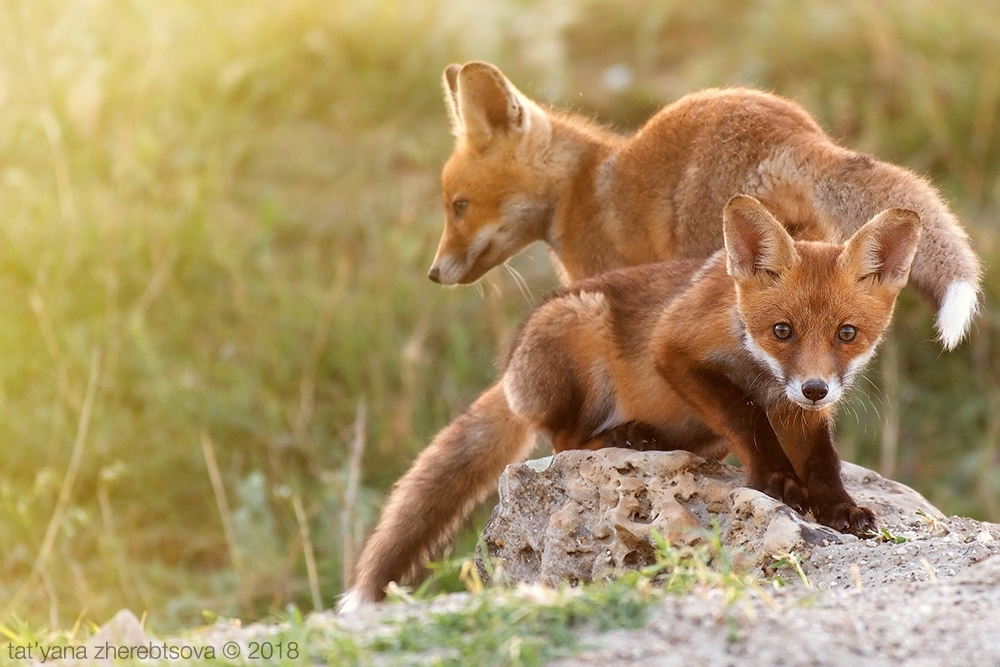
xmin=0 ymin=0 xmax=997 ymax=633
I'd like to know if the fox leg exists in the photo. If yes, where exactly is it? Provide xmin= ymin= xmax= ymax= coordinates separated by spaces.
xmin=340 ymin=383 xmax=534 ymax=611
xmin=657 ymin=363 xmax=808 ymax=513
xmin=767 ymin=407 xmax=877 ymax=536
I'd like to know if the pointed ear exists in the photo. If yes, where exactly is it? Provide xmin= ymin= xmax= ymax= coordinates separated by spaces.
xmin=455 ymin=61 xmax=529 ymax=151
xmin=838 ymin=208 xmax=922 ymax=291
xmin=723 ymin=195 xmax=799 ymax=282
xmin=442 ymin=64 xmax=462 ymax=137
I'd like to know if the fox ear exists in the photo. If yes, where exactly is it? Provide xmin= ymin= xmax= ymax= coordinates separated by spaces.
xmin=442 ymin=64 xmax=463 ymax=137
xmin=723 ymin=195 xmax=799 ymax=282
xmin=839 ymin=208 xmax=922 ymax=290
xmin=455 ymin=61 xmax=529 ymax=151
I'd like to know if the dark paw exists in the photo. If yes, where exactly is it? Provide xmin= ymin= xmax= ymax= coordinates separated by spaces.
xmin=814 ymin=502 xmax=877 ymax=536
xmin=751 ymin=471 xmax=809 ymax=515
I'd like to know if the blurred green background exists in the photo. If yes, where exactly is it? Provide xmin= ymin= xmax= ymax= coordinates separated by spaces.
xmin=0 ymin=0 xmax=997 ymax=634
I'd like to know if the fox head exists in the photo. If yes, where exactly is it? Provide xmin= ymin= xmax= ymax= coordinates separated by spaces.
xmin=430 ymin=62 xmax=555 ymax=285
xmin=723 ymin=195 xmax=921 ymax=411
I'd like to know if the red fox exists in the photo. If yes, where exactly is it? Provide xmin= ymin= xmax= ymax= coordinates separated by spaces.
xmin=341 ymin=195 xmax=921 ymax=610
xmin=430 ymin=61 xmax=979 ymax=350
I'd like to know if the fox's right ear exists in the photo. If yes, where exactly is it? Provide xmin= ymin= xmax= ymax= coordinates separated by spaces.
xmin=723 ymin=195 xmax=799 ymax=282
xmin=452 ymin=61 xmax=529 ymax=151
xmin=442 ymin=64 xmax=463 ymax=137
xmin=839 ymin=208 xmax=922 ymax=291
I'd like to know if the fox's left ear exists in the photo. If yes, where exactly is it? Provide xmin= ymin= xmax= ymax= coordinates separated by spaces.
xmin=839 ymin=208 xmax=922 ymax=291
xmin=723 ymin=195 xmax=799 ymax=282
xmin=454 ymin=62 xmax=530 ymax=151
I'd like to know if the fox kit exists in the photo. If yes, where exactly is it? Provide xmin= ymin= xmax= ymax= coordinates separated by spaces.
xmin=341 ymin=196 xmax=921 ymax=610
xmin=431 ymin=61 xmax=979 ymax=350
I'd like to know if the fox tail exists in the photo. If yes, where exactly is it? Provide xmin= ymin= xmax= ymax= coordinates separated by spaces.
xmin=338 ymin=383 xmax=532 ymax=612
xmin=808 ymin=147 xmax=982 ymax=350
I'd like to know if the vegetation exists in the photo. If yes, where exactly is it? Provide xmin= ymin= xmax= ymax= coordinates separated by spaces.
xmin=2 ymin=532 xmax=786 ymax=666
xmin=0 ymin=0 xmax=997 ymax=639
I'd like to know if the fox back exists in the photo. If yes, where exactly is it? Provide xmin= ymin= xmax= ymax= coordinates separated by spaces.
xmin=430 ymin=61 xmax=980 ymax=350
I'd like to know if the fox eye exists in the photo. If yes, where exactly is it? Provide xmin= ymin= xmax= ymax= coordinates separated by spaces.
xmin=838 ymin=325 xmax=857 ymax=342
xmin=452 ymin=199 xmax=468 ymax=218
xmin=773 ymin=323 xmax=792 ymax=340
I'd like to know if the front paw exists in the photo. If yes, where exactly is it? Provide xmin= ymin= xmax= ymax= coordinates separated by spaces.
xmin=814 ymin=501 xmax=877 ymax=536
xmin=750 ymin=470 xmax=809 ymax=515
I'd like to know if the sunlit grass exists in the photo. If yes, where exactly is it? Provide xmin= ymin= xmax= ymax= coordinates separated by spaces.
xmin=1 ymin=530 xmax=790 ymax=667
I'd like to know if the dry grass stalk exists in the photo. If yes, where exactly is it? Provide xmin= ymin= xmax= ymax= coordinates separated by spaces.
xmin=341 ymin=400 xmax=367 ymax=587
xmin=291 ymin=493 xmax=323 ymax=611
xmin=200 ymin=430 xmax=246 ymax=605
xmin=2 ymin=348 xmax=100 ymax=622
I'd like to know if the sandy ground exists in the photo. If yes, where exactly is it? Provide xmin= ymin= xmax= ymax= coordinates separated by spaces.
xmin=332 ymin=513 xmax=1000 ymax=667
xmin=551 ymin=551 xmax=1000 ymax=667
xmin=56 ymin=526 xmax=1000 ymax=667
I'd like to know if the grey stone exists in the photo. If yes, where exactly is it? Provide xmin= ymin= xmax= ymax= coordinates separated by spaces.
xmin=477 ymin=449 xmax=945 ymax=586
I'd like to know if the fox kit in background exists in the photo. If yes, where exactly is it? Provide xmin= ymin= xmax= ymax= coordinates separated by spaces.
xmin=431 ymin=61 xmax=979 ymax=350
xmin=341 ymin=196 xmax=921 ymax=610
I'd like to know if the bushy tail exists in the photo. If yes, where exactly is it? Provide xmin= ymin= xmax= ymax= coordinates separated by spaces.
xmin=338 ymin=383 xmax=532 ymax=612
xmin=807 ymin=146 xmax=982 ymax=350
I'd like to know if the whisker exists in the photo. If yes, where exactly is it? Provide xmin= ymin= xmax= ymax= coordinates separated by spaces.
xmin=504 ymin=261 xmax=535 ymax=305
xmin=867 ymin=398 xmax=881 ymax=422
xmin=846 ymin=400 xmax=861 ymax=426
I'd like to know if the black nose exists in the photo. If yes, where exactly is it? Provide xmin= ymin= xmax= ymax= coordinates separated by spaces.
xmin=427 ymin=266 xmax=441 ymax=283
xmin=802 ymin=379 xmax=828 ymax=402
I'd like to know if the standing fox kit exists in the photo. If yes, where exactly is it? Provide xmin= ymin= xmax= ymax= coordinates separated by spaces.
xmin=431 ymin=61 xmax=980 ymax=350
xmin=342 ymin=196 xmax=921 ymax=610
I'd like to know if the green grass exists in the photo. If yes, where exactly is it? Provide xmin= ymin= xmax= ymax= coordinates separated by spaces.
xmin=2 ymin=531 xmax=787 ymax=667
xmin=0 ymin=0 xmax=998 ymax=638
xmin=286 ymin=530 xmax=800 ymax=666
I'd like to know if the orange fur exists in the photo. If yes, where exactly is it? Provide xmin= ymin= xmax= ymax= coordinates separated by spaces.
xmin=431 ymin=61 xmax=980 ymax=349
xmin=343 ymin=196 xmax=920 ymax=609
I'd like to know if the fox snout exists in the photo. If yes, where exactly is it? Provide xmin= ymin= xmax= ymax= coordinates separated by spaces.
xmin=427 ymin=233 xmax=488 ymax=285
xmin=786 ymin=376 xmax=843 ymax=410
xmin=426 ymin=242 xmax=491 ymax=285
xmin=801 ymin=379 xmax=828 ymax=401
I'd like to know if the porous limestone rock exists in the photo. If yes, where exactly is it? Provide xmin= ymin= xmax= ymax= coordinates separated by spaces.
xmin=477 ymin=449 xmax=944 ymax=586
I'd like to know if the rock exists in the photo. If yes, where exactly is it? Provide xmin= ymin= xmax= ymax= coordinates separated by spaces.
xmin=477 ymin=449 xmax=947 ymax=587
xmin=50 ymin=609 xmax=153 ymax=667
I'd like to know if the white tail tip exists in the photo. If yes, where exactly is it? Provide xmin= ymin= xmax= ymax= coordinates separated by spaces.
xmin=336 ymin=589 xmax=367 ymax=615
xmin=936 ymin=281 xmax=979 ymax=350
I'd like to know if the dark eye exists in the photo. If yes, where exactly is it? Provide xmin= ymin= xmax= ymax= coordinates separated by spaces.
xmin=452 ymin=199 xmax=468 ymax=218
xmin=838 ymin=325 xmax=857 ymax=342
xmin=773 ymin=323 xmax=792 ymax=340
